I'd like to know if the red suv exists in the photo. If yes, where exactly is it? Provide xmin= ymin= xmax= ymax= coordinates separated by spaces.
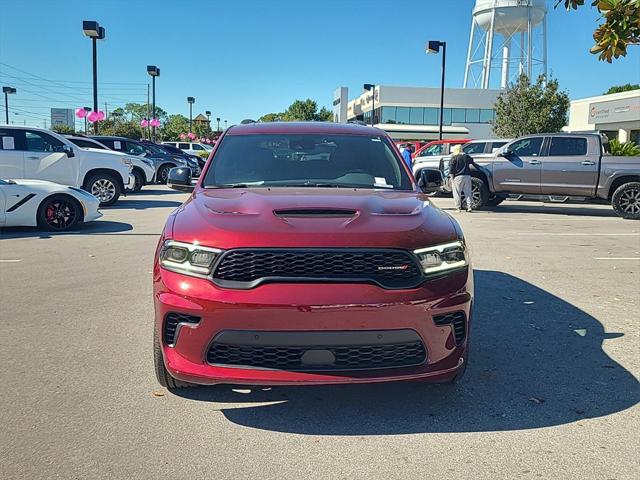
xmin=154 ymin=122 xmax=472 ymax=389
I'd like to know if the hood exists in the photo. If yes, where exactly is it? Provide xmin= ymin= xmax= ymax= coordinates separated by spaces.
xmin=171 ymin=188 xmax=458 ymax=249
xmin=6 ymin=179 xmax=64 ymax=187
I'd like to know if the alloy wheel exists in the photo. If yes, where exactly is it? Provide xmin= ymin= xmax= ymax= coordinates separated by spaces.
xmin=619 ymin=187 xmax=640 ymax=215
xmin=91 ymin=179 xmax=116 ymax=203
xmin=44 ymin=198 xmax=78 ymax=230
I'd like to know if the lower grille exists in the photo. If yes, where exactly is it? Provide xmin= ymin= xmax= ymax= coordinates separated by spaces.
xmin=206 ymin=330 xmax=427 ymax=371
xmin=163 ymin=312 xmax=200 ymax=346
xmin=212 ymin=248 xmax=423 ymax=289
xmin=433 ymin=311 xmax=467 ymax=344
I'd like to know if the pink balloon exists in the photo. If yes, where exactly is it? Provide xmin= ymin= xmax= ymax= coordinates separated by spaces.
xmin=188 ymin=132 xmax=196 ymax=140
xmin=97 ymin=111 xmax=105 ymax=121
xmin=140 ymin=119 xmax=149 ymax=127
xmin=76 ymin=108 xmax=87 ymax=119
xmin=179 ymin=133 xmax=186 ymax=140
xmin=87 ymin=111 xmax=99 ymax=123
xmin=150 ymin=118 xmax=160 ymax=127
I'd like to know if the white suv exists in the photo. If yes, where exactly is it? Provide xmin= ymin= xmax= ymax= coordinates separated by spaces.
xmin=161 ymin=141 xmax=213 ymax=156
xmin=0 ymin=126 xmax=133 ymax=206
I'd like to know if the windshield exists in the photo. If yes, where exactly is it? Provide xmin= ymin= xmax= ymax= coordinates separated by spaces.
xmin=203 ymin=134 xmax=413 ymax=190
xmin=144 ymin=143 xmax=165 ymax=155
xmin=417 ymin=144 xmax=444 ymax=157
xmin=203 ymin=144 xmax=214 ymax=151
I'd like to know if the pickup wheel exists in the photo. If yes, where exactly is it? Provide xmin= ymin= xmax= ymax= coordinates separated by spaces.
xmin=153 ymin=327 xmax=196 ymax=390
xmin=131 ymin=169 xmax=145 ymax=193
xmin=84 ymin=172 xmax=121 ymax=206
xmin=612 ymin=182 xmax=640 ymax=220
xmin=463 ymin=177 xmax=489 ymax=209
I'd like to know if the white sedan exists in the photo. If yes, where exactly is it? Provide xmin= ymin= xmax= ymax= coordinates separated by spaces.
xmin=0 ymin=178 xmax=102 ymax=231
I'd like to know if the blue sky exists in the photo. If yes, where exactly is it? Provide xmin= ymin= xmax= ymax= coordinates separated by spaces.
xmin=0 ymin=0 xmax=638 ymax=128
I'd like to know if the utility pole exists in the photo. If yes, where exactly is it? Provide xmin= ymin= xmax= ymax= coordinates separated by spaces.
xmin=104 ymin=102 xmax=108 ymax=118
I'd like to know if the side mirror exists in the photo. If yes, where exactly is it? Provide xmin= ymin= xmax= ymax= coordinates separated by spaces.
xmin=167 ymin=167 xmax=194 ymax=192
xmin=63 ymin=145 xmax=75 ymax=158
xmin=499 ymin=149 xmax=513 ymax=158
xmin=418 ymin=168 xmax=443 ymax=194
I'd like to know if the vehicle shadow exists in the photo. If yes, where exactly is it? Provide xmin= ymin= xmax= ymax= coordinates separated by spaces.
xmin=174 ymin=270 xmax=639 ymax=434
xmin=133 ymin=188 xmax=187 ymax=196
xmin=108 ymin=199 xmax=183 ymax=210
xmin=0 ymin=220 xmax=133 ymax=239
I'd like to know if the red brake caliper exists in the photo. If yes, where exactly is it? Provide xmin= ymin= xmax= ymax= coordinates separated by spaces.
xmin=46 ymin=205 xmax=56 ymax=222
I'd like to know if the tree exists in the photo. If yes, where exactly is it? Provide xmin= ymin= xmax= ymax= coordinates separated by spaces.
xmin=97 ymin=119 xmax=144 ymax=139
xmin=259 ymin=113 xmax=284 ymax=122
xmin=493 ymin=74 xmax=570 ymax=137
xmin=259 ymin=99 xmax=333 ymax=122
xmin=51 ymin=125 xmax=75 ymax=134
xmin=605 ymin=83 xmax=640 ymax=94
xmin=160 ymin=114 xmax=190 ymax=141
xmin=556 ymin=0 xmax=640 ymax=62
xmin=610 ymin=138 xmax=640 ymax=155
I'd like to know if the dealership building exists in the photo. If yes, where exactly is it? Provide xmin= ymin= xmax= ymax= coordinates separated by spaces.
xmin=566 ymin=89 xmax=640 ymax=144
xmin=333 ymin=86 xmax=501 ymax=141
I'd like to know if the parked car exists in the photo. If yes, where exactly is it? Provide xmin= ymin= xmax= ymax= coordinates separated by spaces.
xmin=65 ymin=135 xmax=155 ymax=192
xmin=0 ymin=126 xmax=133 ymax=206
xmin=460 ymin=138 xmax=512 ymax=156
xmin=161 ymin=141 xmax=213 ymax=157
xmin=153 ymin=121 xmax=470 ymax=390
xmin=91 ymin=136 xmax=200 ymax=183
xmin=0 ymin=178 xmax=101 ymax=230
xmin=442 ymin=133 xmax=640 ymax=219
xmin=412 ymin=139 xmax=470 ymax=179
xmin=144 ymin=141 xmax=206 ymax=170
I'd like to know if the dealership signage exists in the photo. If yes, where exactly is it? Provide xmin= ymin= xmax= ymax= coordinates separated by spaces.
xmin=333 ymin=87 xmax=348 ymax=123
xmin=589 ymin=96 xmax=640 ymax=124
xmin=50 ymin=108 xmax=75 ymax=128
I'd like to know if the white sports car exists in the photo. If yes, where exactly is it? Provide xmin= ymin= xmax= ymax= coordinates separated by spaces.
xmin=0 ymin=178 xmax=102 ymax=231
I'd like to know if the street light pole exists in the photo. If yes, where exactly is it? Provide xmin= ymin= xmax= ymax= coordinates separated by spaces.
xmin=426 ymin=40 xmax=447 ymax=141
xmin=2 ymin=86 xmax=16 ymax=124
xmin=83 ymin=21 xmax=105 ymax=134
xmin=187 ymin=97 xmax=195 ymax=131
xmin=216 ymin=117 xmax=221 ymax=132
xmin=224 ymin=120 xmax=227 ymax=129
xmin=147 ymin=66 xmax=160 ymax=141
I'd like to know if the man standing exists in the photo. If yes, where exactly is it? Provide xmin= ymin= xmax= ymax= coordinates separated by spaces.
xmin=401 ymin=144 xmax=413 ymax=170
xmin=448 ymin=144 xmax=478 ymax=213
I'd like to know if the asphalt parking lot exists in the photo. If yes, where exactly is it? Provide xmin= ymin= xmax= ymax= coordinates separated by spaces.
xmin=1 ymin=188 xmax=638 ymax=480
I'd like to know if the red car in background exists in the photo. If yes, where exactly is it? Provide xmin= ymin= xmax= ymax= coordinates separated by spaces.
xmin=413 ymin=139 xmax=471 ymax=160
xmin=154 ymin=122 xmax=473 ymax=389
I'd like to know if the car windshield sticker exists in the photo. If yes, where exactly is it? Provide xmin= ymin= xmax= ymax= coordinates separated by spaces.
xmin=2 ymin=136 xmax=15 ymax=150
xmin=114 ymin=141 xmax=122 ymax=150
xmin=371 ymin=137 xmax=381 ymax=142
xmin=374 ymin=177 xmax=392 ymax=188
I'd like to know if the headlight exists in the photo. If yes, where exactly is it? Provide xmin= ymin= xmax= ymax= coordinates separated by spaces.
xmin=160 ymin=240 xmax=221 ymax=277
xmin=414 ymin=241 xmax=468 ymax=275
xmin=121 ymin=157 xmax=133 ymax=165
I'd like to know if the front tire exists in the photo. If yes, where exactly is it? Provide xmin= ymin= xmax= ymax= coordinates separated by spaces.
xmin=85 ymin=173 xmax=121 ymax=206
xmin=131 ymin=169 xmax=145 ymax=193
xmin=153 ymin=327 xmax=195 ymax=390
xmin=612 ymin=182 xmax=640 ymax=220
xmin=462 ymin=177 xmax=489 ymax=209
xmin=36 ymin=194 xmax=82 ymax=231
xmin=157 ymin=164 xmax=172 ymax=184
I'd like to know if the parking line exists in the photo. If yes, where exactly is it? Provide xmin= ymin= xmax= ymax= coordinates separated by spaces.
xmin=594 ymin=257 xmax=640 ymax=261
xmin=517 ymin=233 xmax=639 ymax=236
xmin=0 ymin=259 xmax=22 ymax=263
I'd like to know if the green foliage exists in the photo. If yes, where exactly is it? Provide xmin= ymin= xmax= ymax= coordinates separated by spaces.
xmin=192 ymin=121 xmax=212 ymax=138
xmin=97 ymin=119 xmax=144 ymax=139
xmin=605 ymin=83 xmax=640 ymax=94
xmin=51 ymin=125 xmax=75 ymax=134
xmin=609 ymin=138 xmax=640 ymax=155
xmin=196 ymin=151 xmax=209 ymax=159
xmin=259 ymin=99 xmax=333 ymax=122
xmin=555 ymin=0 xmax=640 ymax=62
xmin=160 ymin=114 xmax=190 ymax=141
xmin=111 ymin=103 xmax=168 ymax=122
xmin=493 ymin=74 xmax=570 ymax=138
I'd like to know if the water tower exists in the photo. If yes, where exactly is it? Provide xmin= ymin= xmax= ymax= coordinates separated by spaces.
xmin=464 ymin=0 xmax=548 ymax=89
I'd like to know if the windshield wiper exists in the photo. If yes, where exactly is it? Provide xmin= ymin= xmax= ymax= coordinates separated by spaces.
xmin=205 ymin=183 xmax=255 ymax=189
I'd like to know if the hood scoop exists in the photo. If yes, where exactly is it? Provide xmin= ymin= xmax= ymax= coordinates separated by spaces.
xmin=274 ymin=208 xmax=357 ymax=218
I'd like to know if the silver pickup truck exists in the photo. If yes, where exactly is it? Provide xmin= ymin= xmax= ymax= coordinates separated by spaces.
xmin=441 ymin=133 xmax=640 ymax=220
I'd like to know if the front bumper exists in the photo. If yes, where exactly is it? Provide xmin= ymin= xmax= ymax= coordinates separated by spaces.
xmin=154 ymin=266 xmax=473 ymax=386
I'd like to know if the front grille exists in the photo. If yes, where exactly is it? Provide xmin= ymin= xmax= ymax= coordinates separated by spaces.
xmin=433 ymin=311 xmax=467 ymax=344
xmin=207 ymin=341 xmax=426 ymax=371
xmin=212 ymin=249 xmax=423 ymax=289
xmin=163 ymin=312 xmax=200 ymax=346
